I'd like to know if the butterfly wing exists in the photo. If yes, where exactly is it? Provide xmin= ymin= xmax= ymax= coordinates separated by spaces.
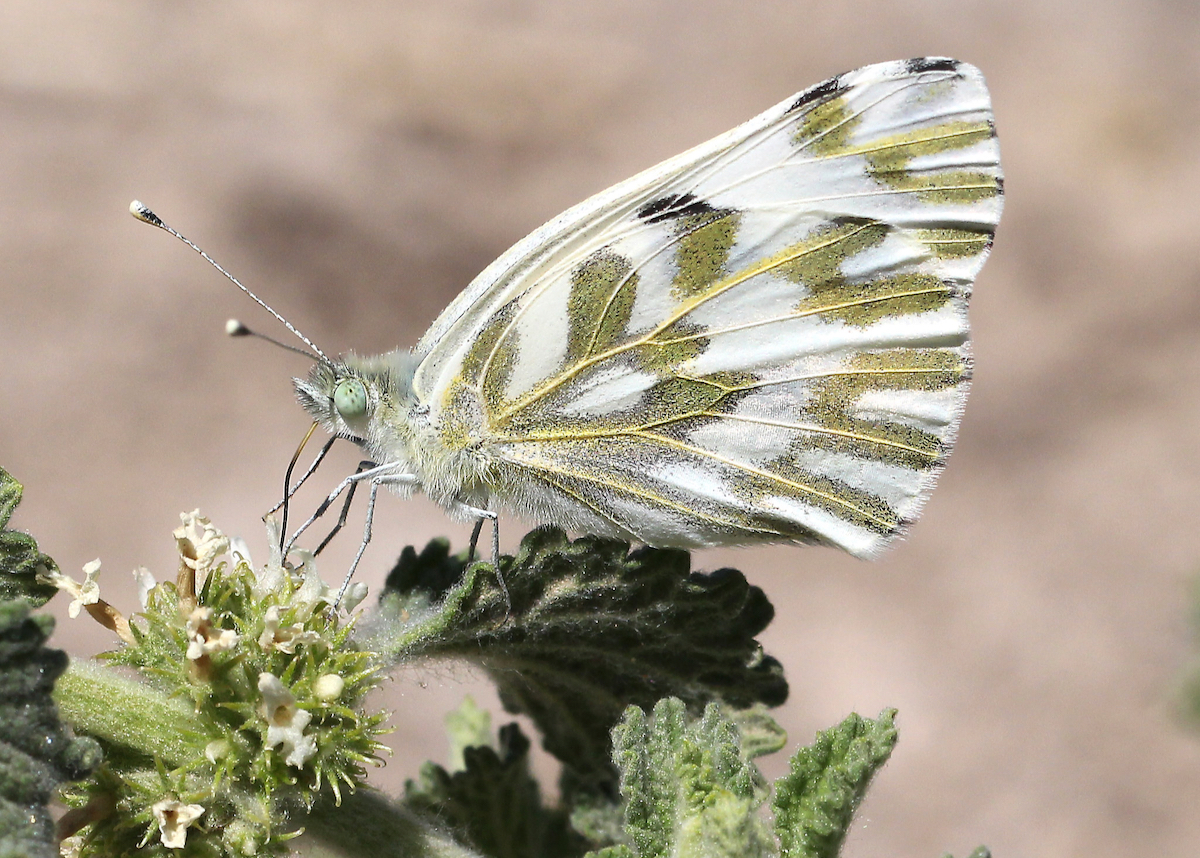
xmin=413 ymin=58 xmax=1002 ymax=557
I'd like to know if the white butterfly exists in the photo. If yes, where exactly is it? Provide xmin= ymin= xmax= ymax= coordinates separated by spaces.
xmin=137 ymin=57 xmax=1002 ymax=600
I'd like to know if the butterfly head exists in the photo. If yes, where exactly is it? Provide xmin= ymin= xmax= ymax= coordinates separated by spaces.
xmin=294 ymin=351 xmax=421 ymax=450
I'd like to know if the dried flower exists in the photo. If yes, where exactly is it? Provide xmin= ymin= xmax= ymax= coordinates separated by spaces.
xmin=185 ymin=606 xmax=240 ymax=660
xmin=174 ymin=510 xmax=229 ymax=574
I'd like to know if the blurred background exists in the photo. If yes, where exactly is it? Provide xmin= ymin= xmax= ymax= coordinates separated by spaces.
xmin=3 ymin=2 xmax=1199 ymax=855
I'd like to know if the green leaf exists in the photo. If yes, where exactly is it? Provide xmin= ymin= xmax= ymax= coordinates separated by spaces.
xmin=445 ymin=697 xmax=494 ymax=773
xmin=0 ymin=468 xmax=58 ymax=607
xmin=405 ymin=722 xmax=587 ymax=858
xmin=358 ymin=528 xmax=787 ymax=795
xmin=606 ymin=698 xmax=774 ymax=858
xmin=582 ymin=848 xmax=635 ymax=858
xmin=772 ymin=709 xmax=898 ymax=858
xmin=306 ymin=788 xmax=487 ymax=858
xmin=942 ymin=849 xmax=991 ymax=858
xmin=0 ymin=600 xmax=102 ymax=858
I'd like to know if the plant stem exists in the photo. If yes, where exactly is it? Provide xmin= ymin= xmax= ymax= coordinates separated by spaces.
xmin=53 ymin=658 xmax=201 ymax=764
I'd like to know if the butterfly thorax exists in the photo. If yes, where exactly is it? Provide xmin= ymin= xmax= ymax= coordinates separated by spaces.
xmin=294 ymin=351 xmax=495 ymax=512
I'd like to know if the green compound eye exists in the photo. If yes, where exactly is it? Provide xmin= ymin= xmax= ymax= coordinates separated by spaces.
xmin=333 ymin=378 xmax=368 ymax=421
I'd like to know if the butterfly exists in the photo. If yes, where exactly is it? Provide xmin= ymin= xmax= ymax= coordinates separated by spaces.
xmin=136 ymin=57 xmax=1002 ymax=601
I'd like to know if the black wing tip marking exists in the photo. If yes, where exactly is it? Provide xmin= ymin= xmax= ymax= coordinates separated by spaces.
xmin=785 ymin=74 xmax=847 ymax=116
xmin=637 ymin=192 xmax=717 ymax=224
xmin=904 ymin=57 xmax=961 ymax=74
xmin=785 ymin=59 xmax=966 ymax=117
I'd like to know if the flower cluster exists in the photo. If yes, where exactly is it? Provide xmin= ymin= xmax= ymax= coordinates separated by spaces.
xmin=55 ymin=512 xmax=388 ymax=857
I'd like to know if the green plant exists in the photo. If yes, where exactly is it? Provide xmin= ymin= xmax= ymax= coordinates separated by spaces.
xmin=0 ymin=466 xmax=989 ymax=858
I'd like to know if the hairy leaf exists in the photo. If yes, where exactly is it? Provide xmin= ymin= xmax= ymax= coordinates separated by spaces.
xmin=405 ymin=723 xmax=586 ymax=858
xmin=0 ymin=468 xmax=57 ymax=607
xmin=773 ymin=709 xmax=897 ymax=858
xmin=601 ymin=698 xmax=774 ymax=858
xmin=358 ymin=528 xmax=787 ymax=794
xmin=0 ymin=600 xmax=101 ymax=858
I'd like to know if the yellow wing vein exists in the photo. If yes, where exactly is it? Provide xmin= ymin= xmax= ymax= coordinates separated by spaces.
xmin=840 ymin=124 xmax=991 ymax=159
xmin=763 ymin=181 xmax=998 ymax=208
xmin=635 ymin=431 xmax=899 ymax=529
xmin=721 ymin=366 xmax=959 ymax=392
xmin=496 ymin=419 xmax=909 ymax=528
xmin=652 ymin=284 xmax=953 ymax=345
xmin=491 ymin=221 xmax=881 ymax=422
xmin=494 ymin=407 xmax=935 ymax=458
xmin=693 ymin=412 xmax=939 ymax=458
xmin=503 ymin=456 xmax=789 ymax=540
xmin=583 ymin=212 xmax=737 ymax=358
xmin=783 ymin=77 xmax=932 ymax=159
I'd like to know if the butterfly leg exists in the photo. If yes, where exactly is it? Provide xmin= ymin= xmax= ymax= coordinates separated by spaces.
xmin=467 ymin=517 xmax=485 ymax=563
xmin=284 ymin=463 xmax=411 ymax=557
xmin=314 ymin=460 xmax=377 ymax=556
xmin=327 ymin=470 xmax=420 ymax=612
xmin=329 ymin=477 xmax=381 ymax=611
xmin=453 ymin=503 xmax=507 ymax=612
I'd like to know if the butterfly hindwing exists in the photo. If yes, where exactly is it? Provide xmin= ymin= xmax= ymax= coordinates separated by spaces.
xmin=414 ymin=58 xmax=1002 ymax=556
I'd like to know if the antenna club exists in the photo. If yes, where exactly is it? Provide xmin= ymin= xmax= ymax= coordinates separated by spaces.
xmin=226 ymin=319 xmax=250 ymax=337
xmin=129 ymin=200 xmax=165 ymax=228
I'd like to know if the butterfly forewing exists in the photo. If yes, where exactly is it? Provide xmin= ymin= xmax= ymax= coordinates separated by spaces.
xmin=415 ymin=58 xmax=1002 ymax=556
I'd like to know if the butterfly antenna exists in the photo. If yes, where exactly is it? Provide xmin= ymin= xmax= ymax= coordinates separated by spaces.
xmin=226 ymin=319 xmax=321 ymax=361
xmin=129 ymin=200 xmax=328 ymax=362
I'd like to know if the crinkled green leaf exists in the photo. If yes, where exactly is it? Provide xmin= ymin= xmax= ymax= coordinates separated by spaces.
xmin=772 ymin=709 xmax=897 ymax=858
xmin=604 ymin=698 xmax=774 ymax=858
xmin=0 ymin=601 xmax=102 ymax=858
xmin=405 ymin=722 xmax=586 ymax=858
xmin=583 ymin=848 xmax=634 ymax=858
xmin=445 ymin=697 xmax=494 ymax=774
xmin=359 ymin=528 xmax=786 ymax=795
xmin=942 ymin=849 xmax=991 ymax=858
xmin=0 ymin=468 xmax=58 ymax=607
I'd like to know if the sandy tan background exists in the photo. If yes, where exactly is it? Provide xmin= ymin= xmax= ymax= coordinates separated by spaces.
xmin=3 ymin=2 xmax=1199 ymax=856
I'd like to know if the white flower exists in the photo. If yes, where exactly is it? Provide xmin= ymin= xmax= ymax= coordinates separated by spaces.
xmin=185 ymin=606 xmax=240 ymax=660
xmin=258 ymin=672 xmax=317 ymax=768
xmin=133 ymin=567 xmax=157 ymax=610
xmin=253 ymin=517 xmax=287 ymax=600
xmin=229 ymin=536 xmax=254 ymax=569
xmin=38 ymin=559 xmax=102 ymax=618
xmin=151 ymin=798 xmax=204 ymax=849
xmin=291 ymin=549 xmax=330 ymax=609
xmin=341 ymin=581 xmax=370 ymax=613
xmin=174 ymin=510 xmax=229 ymax=573
xmin=258 ymin=606 xmax=320 ymax=654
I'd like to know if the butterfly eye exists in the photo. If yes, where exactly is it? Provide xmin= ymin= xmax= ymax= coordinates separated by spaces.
xmin=333 ymin=378 xmax=368 ymax=422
